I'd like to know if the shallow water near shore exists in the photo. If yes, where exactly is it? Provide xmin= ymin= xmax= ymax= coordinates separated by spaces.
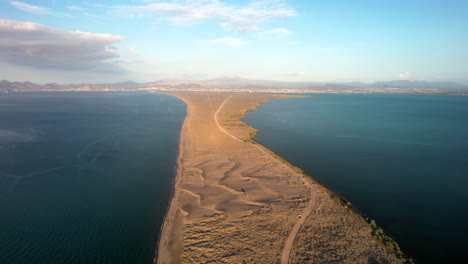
xmin=0 ymin=92 xmax=185 ymax=264
xmin=244 ymin=93 xmax=468 ymax=263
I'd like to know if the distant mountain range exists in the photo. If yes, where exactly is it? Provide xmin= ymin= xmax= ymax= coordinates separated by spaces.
xmin=1 ymin=78 xmax=467 ymax=95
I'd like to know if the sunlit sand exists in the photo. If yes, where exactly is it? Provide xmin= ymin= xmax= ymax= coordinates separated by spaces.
xmin=156 ymin=92 xmax=401 ymax=264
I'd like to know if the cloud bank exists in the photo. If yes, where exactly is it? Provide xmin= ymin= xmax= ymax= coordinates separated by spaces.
xmin=0 ymin=19 xmax=124 ymax=72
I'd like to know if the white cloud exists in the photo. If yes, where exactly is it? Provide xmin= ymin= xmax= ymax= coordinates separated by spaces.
xmin=202 ymin=37 xmax=246 ymax=47
xmin=10 ymin=1 xmax=70 ymax=17
xmin=220 ymin=1 xmax=295 ymax=32
xmin=399 ymin=72 xmax=411 ymax=79
xmin=257 ymin=28 xmax=292 ymax=39
xmin=10 ymin=1 xmax=48 ymax=14
xmin=113 ymin=0 xmax=296 ymax=32
xmin=0 ymin=19 xmax=124 ymax=72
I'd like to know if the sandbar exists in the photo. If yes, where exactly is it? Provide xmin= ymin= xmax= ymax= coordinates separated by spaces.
xmin=156 ymin=92 xmax=402 ymax=264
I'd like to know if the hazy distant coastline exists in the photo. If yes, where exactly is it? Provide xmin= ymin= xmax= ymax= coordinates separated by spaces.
xmin=1 ymin=78 xmax=467 ymax=95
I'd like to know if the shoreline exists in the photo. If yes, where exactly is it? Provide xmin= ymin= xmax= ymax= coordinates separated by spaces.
xmin=249 ymin=138 xmax=411 ymax=261
xmin=154 ymin=92 xmax=405 ymax=264
xmin=153 ymin=95 xmax=188 ymax=264
xmin=250 ymin=138 xmax=365 ymax=216
xmin=155 ymin=95 xmax=190 ymax=264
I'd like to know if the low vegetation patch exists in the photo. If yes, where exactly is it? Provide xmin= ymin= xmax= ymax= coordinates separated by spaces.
xmin=367 ymin=219 xmax=415 ymax=264
xmin=249 ymin=130 xmax=258 ymax=139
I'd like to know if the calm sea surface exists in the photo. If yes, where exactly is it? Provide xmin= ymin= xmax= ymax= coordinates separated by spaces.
xmin=245 ymin=93 xmax=468 ymax=264
xmin=0 ymin=92 xmax=185 ymax=264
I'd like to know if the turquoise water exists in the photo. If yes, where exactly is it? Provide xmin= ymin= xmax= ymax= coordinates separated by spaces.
xmin=244 ymin=94 xmax=468 ymax=263
xmin=0 ymin=92 xmax=185 ymax=264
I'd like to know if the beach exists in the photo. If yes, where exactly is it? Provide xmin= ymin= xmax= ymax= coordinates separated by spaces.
xmin=156 ymin=92 xmax=402 ymax=264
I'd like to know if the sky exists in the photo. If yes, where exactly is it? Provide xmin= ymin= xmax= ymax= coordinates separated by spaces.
xmin=0 ymin=0 xmax=467 ymax=84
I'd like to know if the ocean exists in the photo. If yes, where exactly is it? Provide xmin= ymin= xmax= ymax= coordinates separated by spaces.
xmin=1 ymin=92 xmax=466 ymax=263
xmin=244 ymin=93 xmax=468 ymax=263
xmin=0 ymin=92 xmax=185 ymax=264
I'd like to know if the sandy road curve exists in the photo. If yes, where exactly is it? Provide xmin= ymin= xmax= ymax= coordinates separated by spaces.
xmin=280 ymin=193 xmax=317 ymax=264
xmin=214 ymin=95 xmax=243 ymax=143
xmin=214 ymin=95 xmax=317 ymax=264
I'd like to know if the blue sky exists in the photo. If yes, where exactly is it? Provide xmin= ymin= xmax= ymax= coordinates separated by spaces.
xmin=0 ymin=0 xmax=467 ymax=84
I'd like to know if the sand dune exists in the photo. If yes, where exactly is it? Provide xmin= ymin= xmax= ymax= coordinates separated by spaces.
xmin=156 ymin=92 xmax=402 ymax=264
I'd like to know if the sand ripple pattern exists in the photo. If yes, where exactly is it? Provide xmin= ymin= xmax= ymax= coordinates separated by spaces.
xmin=156 ymin=92 xmax=402 ymax=264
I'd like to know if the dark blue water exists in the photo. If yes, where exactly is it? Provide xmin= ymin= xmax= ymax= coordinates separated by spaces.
xmin=245 ymin=94 xmax=468 ymax=264
xmin=0 ymin=92 xmax=185 ymax=264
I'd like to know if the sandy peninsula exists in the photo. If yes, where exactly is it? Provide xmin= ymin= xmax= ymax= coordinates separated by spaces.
xmin=156 ymin=92 xmax=403 ymax=264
